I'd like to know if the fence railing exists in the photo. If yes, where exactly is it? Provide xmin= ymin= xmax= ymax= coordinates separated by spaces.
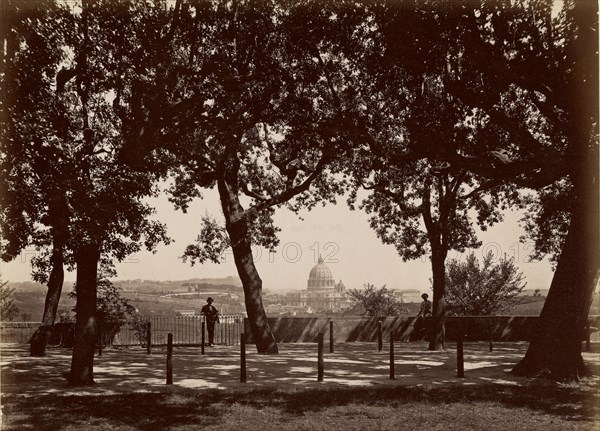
xmin=0 ymin=322 xmax=39 ymax=344
xmin=3 ymin=315 xmax=597 ymax=347
xmin=113 ymin=314 xmax=245 ymax=347
xmin=0 ymin=314 xmax=245 ymax=347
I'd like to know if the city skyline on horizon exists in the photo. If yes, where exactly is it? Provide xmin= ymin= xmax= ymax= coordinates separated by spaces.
xmin=1 ymin=188 xmax=556 ymax=293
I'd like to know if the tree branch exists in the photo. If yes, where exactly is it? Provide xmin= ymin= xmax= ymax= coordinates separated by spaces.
xmin=240 ymin=182 xmax=266 ymax=201
xmin=243 ymin=145 xmax=333 ymax=219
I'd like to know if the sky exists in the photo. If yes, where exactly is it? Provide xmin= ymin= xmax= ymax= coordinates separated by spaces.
xmin=1 ymin=187 xmax=555 ymax=294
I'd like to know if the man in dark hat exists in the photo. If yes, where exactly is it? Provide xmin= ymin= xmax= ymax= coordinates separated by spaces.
xmin=201 ymin=297 xmax=219 ymax=346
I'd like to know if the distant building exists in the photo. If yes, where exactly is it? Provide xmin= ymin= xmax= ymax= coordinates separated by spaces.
xmin=392 ymin=289 xmax=424 ymax=303
xmin=174 ymin=310 xmax=197 ymax=316
xmin=285 ymin=256 xmax=352 ymax=312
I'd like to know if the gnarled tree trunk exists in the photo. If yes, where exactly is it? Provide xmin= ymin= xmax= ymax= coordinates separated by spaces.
xmin=30 ymin=247 xmax=64 ymax=356
xmin=511 ymin=0 xmax=598 ymax=381
xmin=30 ymin=194 xmax=69 ymax=356
xmin=511 ymin=186 xmax=598 ymax=380
xmin=68 ymin=243 xmax=100 ymax=386
xmin=218 ymin=178 xmax=278 ymax=354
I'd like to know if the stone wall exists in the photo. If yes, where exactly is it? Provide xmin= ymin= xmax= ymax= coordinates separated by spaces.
xmin=244 ymin=315 xmax=600 ymax=343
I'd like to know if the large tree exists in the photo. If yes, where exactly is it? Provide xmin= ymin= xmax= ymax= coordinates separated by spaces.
xmin=509 ymin=0 xmax=599 ymax=380
xmin=1 ymin=0 xmax=72 ymax=356
xmin=347 ymin=53 xmax=517 ymax=349
xmin=344 ymin=0 xmax=597 ymax=378
xmin=116 ymin=0 xmax=364 ymax=353
xmin=1 ymin=0 xmax=171 ymax=384
xmin=372 ymin=0 xmax=599 ymax=378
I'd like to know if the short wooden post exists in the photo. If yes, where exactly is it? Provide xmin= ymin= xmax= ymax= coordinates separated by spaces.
xmin=389 ymin=332 xmax=395 ymax=380
xmin=97 ymin=319 xmax=103 ymax=357
xmin=146 ymin=321 xmax=152 ymax=355
xmin=201 ymin=319 xmax=205 ymax=355
xmin=457 ymin=332 xmax=465 ymax=378
xmin=240 ymin=333 xmax=247 ymax=383
xmin=377 ymin=320 xmax=383 ymax=352
xmin=317 ymin=332 xmax=324 ymax=382
xmin=329 ymin=321 xmax=334 ymax=353
xmin=166 ymin=333 xmax=173 ymax=384
xmin=586 ymin=321 xmax=591 ymax=352
xmin=489 ymin=323 xmax=493 ymax=353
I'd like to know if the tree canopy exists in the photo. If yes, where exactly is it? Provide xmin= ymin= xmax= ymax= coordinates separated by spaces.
xmin=348 ymin=284 xmax=407 ymax=318
xmin=445 ymin=251 xmax=526 ymax=316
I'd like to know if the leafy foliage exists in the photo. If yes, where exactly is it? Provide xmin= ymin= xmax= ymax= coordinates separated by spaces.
xmin=520 ymin=180 xmax=572 ymax=268
xmin=347 ymin=284 xmax=407 ymax=317
xmin=1 ymin=0 xmax=172 ymax=270
xmin=445 ymin=251 xmax=526 ymax=316
xmin=69 ymin=262 xmax=135 ymax=324
xmin=0 ymin=278 xmax=19 ymax=321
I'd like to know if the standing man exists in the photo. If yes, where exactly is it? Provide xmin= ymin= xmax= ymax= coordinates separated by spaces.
xmin=201 ymin=297 xmax=219 ymax=346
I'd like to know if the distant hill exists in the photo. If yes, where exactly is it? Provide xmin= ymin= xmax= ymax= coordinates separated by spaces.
xmin=5 ymin=276 xmax=244 ymax=321
xmin=7 ymin=276 xmax=242 ymax=293
xmin=115 ymin=276 xmax=242 ymax=293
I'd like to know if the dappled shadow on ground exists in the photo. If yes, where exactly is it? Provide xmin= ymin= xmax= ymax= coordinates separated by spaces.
xmin=1 ymin=341 xmax=599 ymax=430
xmin=2 ymin=342 xmax=600 ymax=394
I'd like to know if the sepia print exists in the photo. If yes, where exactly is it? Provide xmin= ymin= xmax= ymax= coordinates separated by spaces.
xmin=1 ymin=0 xmax=598 ymax=429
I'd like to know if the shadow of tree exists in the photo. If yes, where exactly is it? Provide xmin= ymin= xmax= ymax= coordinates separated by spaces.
xmin=2 ymin=342 xmax=599 ymax=430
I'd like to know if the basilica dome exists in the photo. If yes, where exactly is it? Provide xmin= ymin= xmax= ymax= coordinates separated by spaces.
xmin=307 ymin=255 xmax=336 ymax=290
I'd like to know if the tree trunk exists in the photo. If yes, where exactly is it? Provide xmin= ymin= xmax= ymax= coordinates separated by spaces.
xmin=30 ymin=193 xmax=69 ymax=357
xmin=428 ymin=246 xmax=447 ymax=350
xmin=68 ymin=243 xmax=100 ymax=386
xmin=218 ymin=178 xmax=278 ymax=354
xmin=511 ymin=192 xmax=598 ymax=380
xmin=511 ymin=0 xmax=598 ymax=381
xmin=30 ymin=247 xmax=64 ymax=356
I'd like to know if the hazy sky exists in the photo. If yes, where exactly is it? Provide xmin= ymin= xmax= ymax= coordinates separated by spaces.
xmin=1 ymin=187 xmax=554 ymax=293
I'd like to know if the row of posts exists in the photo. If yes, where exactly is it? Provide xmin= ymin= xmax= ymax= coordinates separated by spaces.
xmin=98 ymin=320 xmax=594 ymax=355
xmin=163 ymin=321 xmax=464 ymax=385
xmin=100 ymin=319 xmax=595 ymax=385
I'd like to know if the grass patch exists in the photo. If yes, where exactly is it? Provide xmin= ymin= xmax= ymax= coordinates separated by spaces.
xmin=2 ymin=381 xmax=599 ymax=431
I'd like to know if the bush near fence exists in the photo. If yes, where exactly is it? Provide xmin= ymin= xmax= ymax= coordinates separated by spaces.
xmin=243 ymin=316 xmax=600 ymax=343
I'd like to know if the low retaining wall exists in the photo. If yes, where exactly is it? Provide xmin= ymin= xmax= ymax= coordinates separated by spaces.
xmin=244 ymin=316 xmax=600 ymax=343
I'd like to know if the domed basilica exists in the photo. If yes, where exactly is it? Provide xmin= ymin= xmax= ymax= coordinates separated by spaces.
xmin=286 ymin=256 xmax=352 ymax=312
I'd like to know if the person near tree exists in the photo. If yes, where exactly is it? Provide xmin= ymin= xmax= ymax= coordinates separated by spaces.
xmin=201 ymin=297 xmax=219 ymax=346
xmin=412 ymin=293 xmax=433 ymax=341
xmin=417 ymin=293 xmax=433 ymax=318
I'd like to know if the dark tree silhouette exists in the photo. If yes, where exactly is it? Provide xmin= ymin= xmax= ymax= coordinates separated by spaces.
xmin=1 ymin=1 xmax=171 ymax=384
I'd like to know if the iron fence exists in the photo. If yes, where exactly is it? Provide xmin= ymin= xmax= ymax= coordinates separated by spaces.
xmin=0 ymin=314 xmax=245 ymax=347
xmin=113 ymin=314 xmax=245 ymax=347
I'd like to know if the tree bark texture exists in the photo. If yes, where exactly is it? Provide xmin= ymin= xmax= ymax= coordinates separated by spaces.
xmin=68 ymin=243 xmax=100 ymax=386
xmin=218 ymin=178 xmax=278 ymax=354
xmin=512 ymin=0 xmax=599 ymax=380
xmin=511 ymin=190 xmax=598 ymax=379
xmin=428 ymin=246 xmax=447 ymax=350
xmin=422 ymin=179 xmax=450 ymax=351
xmin=30 ymin=248 xmax=64 ymax=356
